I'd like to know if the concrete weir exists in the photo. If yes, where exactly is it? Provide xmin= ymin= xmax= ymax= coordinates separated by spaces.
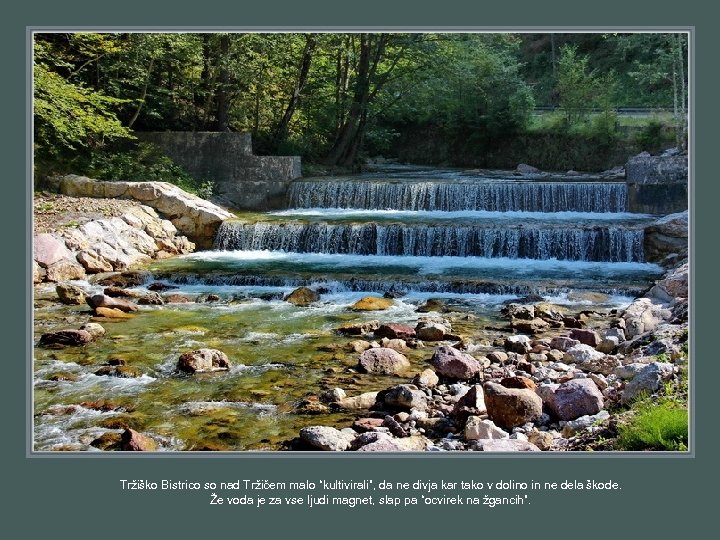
xmin=139 ymin=132 xmax=301 ymax=210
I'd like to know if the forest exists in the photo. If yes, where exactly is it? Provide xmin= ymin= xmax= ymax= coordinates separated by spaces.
xmin=33 ymin=32 xmax=688 ymax=188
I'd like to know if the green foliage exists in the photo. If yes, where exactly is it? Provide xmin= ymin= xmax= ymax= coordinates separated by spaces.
xmin=616 ymin=401 xmax=688 ymax=451
xmin=635 ymin=120 xmax=671 ymax=152
xmin=87 ymin=142 xmax=214 ymax=199
xmin=34 ymin=38 xmax=134 ymax=173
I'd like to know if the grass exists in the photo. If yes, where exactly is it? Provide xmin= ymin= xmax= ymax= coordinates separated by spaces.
xmin=616 ymin=401 xmax=688 ymax=451
xmin=528 ymin=111 xmax=676 ymax=132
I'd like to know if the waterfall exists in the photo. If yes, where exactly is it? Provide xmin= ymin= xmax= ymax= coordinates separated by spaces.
xmin=215 ymin=221 xmax=644 ymax=262
xmin=287 ymin=180 xmax=628 ymax=213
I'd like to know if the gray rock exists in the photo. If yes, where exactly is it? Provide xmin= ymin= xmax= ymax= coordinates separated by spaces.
xmin=561 ymin=410 xmax=610 ymax=437
xmin=39 ymin=329 xmax=93 ymax=347
xmin=45 ymin=259 xmax=86 ymax=282
xmin=622 ymin=362 xmax=676 ymax=403
xmin=177 ymin=348 xmax=230 ymax=373
xmin=358 ymin=347 xmax=410 ymax=375
xmin=415 ymin=322 xmax=449 ymax=341
xmin=300 ymin=426 xmax=352 ymax=451
xmin=78 ymin=322 xmax=106 ymax=340
xmin=550 ymin=336 xmax=581 ymax=352
xmin=465 ymin=417 xmax=508 ymax=441
xmin=504 ymin=335 xmax=532 ymax=354
xmin=517 ymin=163 xmax=541 ymax=174
xmin=547 ymin=379 xmax=604 ymax=421
xmin=320 ymin=388 xmax=346 ymax=403
xmin=87 ymin=294 xmax=139 ymax=313
xmin=597 ymin=336 xmax=620 ymax=354
xmin=381 ymin=384 xmax=428 ymax=411
xmin=34 ymin=233 xmax=72 ymax=267
xmin=501 ymin=303 xmax=535 ymax=320
xmin=336 ymin=392 xmax=379 ymax=410
xmin=614 ymin=363 xmax=647 ymax=380
xmin=336 ymin=320 xmax=380 ymax=336
xmin=569 ymin=329 xmax=601 ymax=347
xmin=430 ymin=345 xmax=483 ymax=379
xmin=563 ymin=344 xmax=605 ymax=364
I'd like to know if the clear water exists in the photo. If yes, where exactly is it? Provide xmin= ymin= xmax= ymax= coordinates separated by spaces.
xmin=33 ymin=169 xmax=663 ymax=451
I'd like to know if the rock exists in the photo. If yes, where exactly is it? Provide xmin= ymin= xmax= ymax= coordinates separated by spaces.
xmin=649 ymin=262 xmax=689 ymax=302
xmin=56 ymin=283 xmax=86 ymax=305
xmin=415 ymin=322 xmax=449 ymax=341
xmin=597 ymin=336 xmax=620 ymax=354
xmin=60 ymin=175 xmax=234 ymax=249
xmin=33 ymin=261 xmax=45 ymax=283
xmin=623 ymin=298 xmax=672 ymax=338
xmin=465 ymin=417 xmax=508 ymax=441
xmin=91 ymin=433 xmax=122 ymax=451
xmin=511 ymin=318 xmax=550 ymax=334
xmin=120 ymin=429 xmax=157 ymax=451
xmin=501 ymin=376 xmax=536 ymax=390
xmin=501 ymin=303 xmax=535 ymax=320
xmin=487 ymin=351 xmax=509 ymax=364
xmin=416 ymin=298 xmax=447 ymax=313
xmin=415 ymin=417 xmax=458 ymax=438
xmin=561 ymin=410 xmax=610 ymax=437
xmin=350 ymin=431 xmax=393 ymax=450
xmin=569 ymin=329 xmax=601 ymax=347
xmin=383 ymin=415 xmax=409 ymax=437
xmin=473 ymin=439 xmax=541 ymax=451
xmin=93 ymin=307 xmax=134 ymax=319
xmin=352 ymin=418 xmax=385 ymax=432
xmin=77 ymin=250 xmax=114 ymax=273
xmin=376 ymin=323 xmax=416 ymax=340
xmin=517 ymin=163 xmax=540 ymax=174
xmin=337 ymin=392 xmax=379 ymax=411
xmin=452 ymin=384 xmax=487 ymax=417
xmin=34 ymin=233 xmax=72 ymax=267
xmin=87 ymin=294 xmax=139 ymax=313
xmin=104 ymin=287 xmax=163 ymax=305
xmin=382 ymin=338 xmax=408 ymax=351
xmin=412 ymin=369 xmax=439 ymax=388
xmin=527 ymin=430 xmax=554 ymax=451
xmin=355 ymin=438 xmax=407 ymax=452
xmin=547 ymin=379 xmax=604 ymax=421
xmin=164 ymin=293 xmax=192 ymax=303
xmin=351 ymin=296 xmax=394 ymax=311
xmin=588 ymin=373 xmax=609 ymax=391
xmin=39 ymin=329 xmax=93 ymax=347
xmin=644 ymin=214 xmax=689 ymax=264
xmin=320 ymin=388 xmax=346 ymax=403
xmin=504 ymin=335 xmax=532 ymax=354
xmin=614 ymin=363 xmax=647 ymax=380
xmin=346 ymin=340 xmax=372 ymax=353
xmin=78 ymin=322 xmax=105 ymax=339
xmin=577 ymin=355 xmax=621 ymax=375
xmin=284 ymin=286 xmax=320 ymax=306
xmin=483 ymin=382 xmax=543 ymax=429
xmin=430 ymin=345 xmax=483 ymax=379
xmin=380 ymin=384 xmax=428 ymax=411
xmin=622 ymin=362 xmax=675 ymax=403
xmin=563 ymin=344 xmax=605 ymax=364
xmin=299 ymin=426 xmax=352 ymax=451
xmin=147 ymin=282 xmax=177 ymax=292
xmin=137 ymin=292 xmax=164 ymax=305
xmin=336 ymin=320 xmax=380 ymax=336
xmin=96 ymin=272 xmax=145 ymax=288
xmin=45 ymin=259 xmax=86 ymax=282
xmin=358 ymin=348 xmax=410 ymax=375
xmin=534 ymin=303 xmax=567 ymax=321
xmin=95 ymin=365 xmax=143 ymax=378
xmin=177 ymin=348 xmax=231 ymax=373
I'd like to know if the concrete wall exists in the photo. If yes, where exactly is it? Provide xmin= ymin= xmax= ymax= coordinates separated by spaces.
xmin=625 ymin=152 xmax=688 ymax=214
xmin=140 ymin=132 xmax=301 ymax=210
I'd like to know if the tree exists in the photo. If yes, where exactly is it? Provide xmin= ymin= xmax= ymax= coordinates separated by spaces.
xmin=556 ymin=45 xmax=610 ymax=125
xmin=33 ymin=35 xmax=133 ymax=173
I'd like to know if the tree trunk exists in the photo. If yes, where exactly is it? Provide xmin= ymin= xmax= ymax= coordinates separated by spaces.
xmin=271 ymin=35 xmax=316 ymax=150
xmin=215 ymin=34 xmax=230 ymax=132
xmin=128 ymin=56 xmax=154 ymax=129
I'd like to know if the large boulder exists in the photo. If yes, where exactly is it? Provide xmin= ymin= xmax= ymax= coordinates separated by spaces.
xmin=34 ymin=233 xmax=72 ymax=267
xmin=569 ymin=329 xmax=601 ymax=348
xmin=415 ymin=321 xmax=450 ymax=341
xmin=504 ymin=335 xmax=532 ymax=354
xmin=430 ymin=345 xmax=483 ymax=379
xmin=358 ymin=348 xmax=410 ymax=375
xmin=643 ymin=212 xmax=688 ymax=263
xmin=648 ymin=263 xmax=689 ymax=302
xmin=177 ymin=349 xmax=231 ymax=373
xmin=45 ymin=259 xmax=86 ymax=282
xmin=622 ymin=362 xmax=676 ymax=403
xmin=465 ymin=417 xmax=509 ymax=441
xmin=483 ymin=382 xmax=543 ymax=429
xmin=563 ymin=344 xmax=604 ymax=364
xmin=546 ymin=379 xmax=604 ymax=421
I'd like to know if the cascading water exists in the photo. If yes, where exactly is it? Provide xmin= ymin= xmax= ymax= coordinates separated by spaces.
xmin=34 ymin=167 xmax=665 ymax=451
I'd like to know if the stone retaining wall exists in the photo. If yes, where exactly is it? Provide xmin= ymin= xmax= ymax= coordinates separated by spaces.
xmin=626 ymin=152 xmax=688 ymax=214
xmin=139 ymin=132 xmax=301 ymax=210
